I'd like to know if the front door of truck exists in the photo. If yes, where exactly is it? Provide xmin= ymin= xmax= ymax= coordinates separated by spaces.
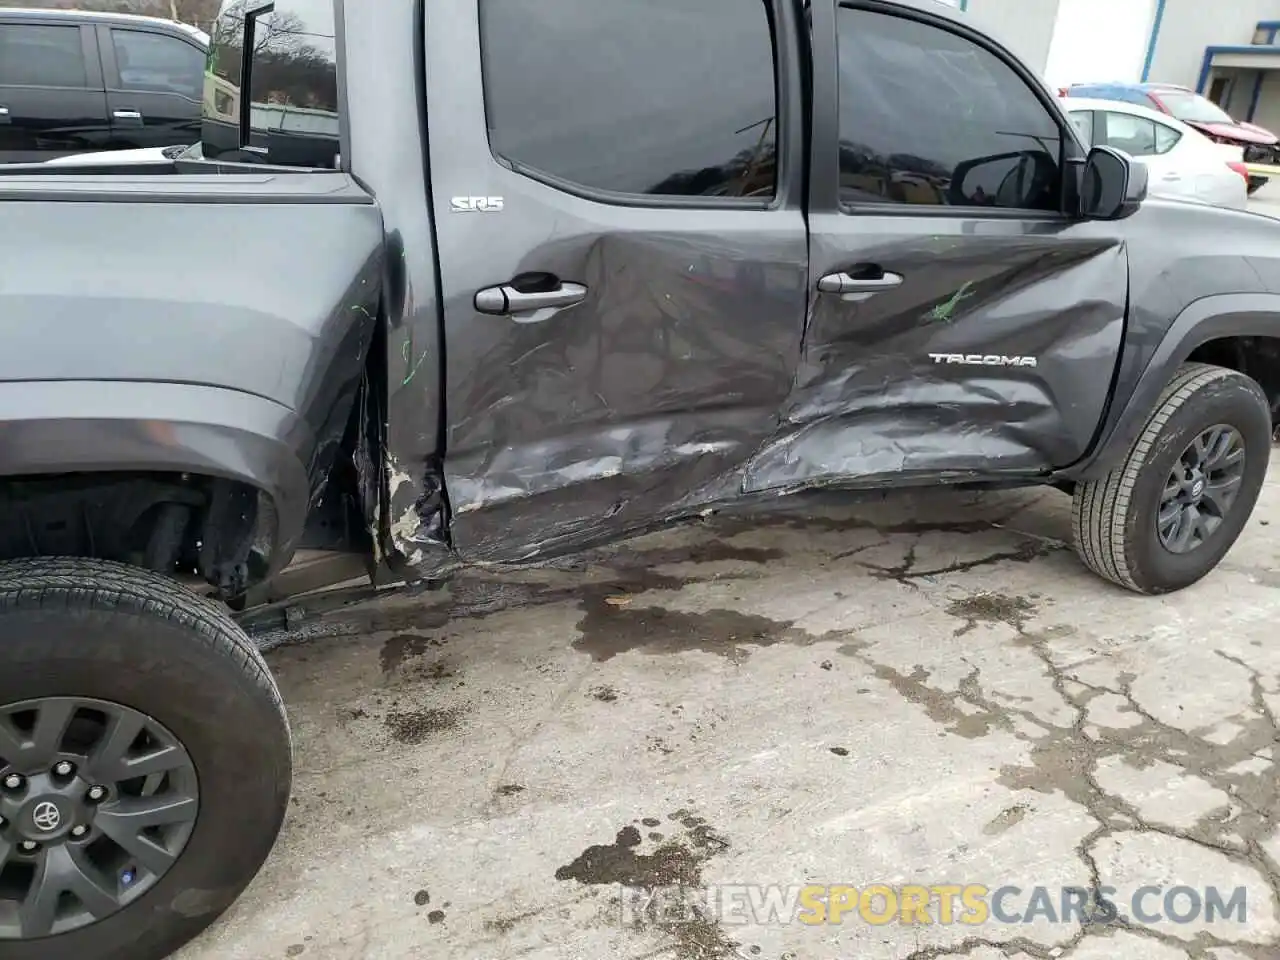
xmin=771 ymin=1 xmax=1129 ymax=490
xmin=427 ymin=0 xmax=809 ymax=561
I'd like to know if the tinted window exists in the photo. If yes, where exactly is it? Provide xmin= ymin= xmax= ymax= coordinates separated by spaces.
xmin=0 ymin=24 xmax=87 ymax=88
xmin=836 ymin=9 xmax=1061 ymax=211
xmin=204 ymin=0 xmax=340 ymax=168
xmin=481 ymin=0 xmax=778 ymax=200
xmin=112 ymin=30 xmax=204 ymax=98
xmin=1101 ymin=112 xmax=1157 ymax=156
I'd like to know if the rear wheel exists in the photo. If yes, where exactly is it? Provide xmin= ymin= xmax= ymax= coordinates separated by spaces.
xmin=1072 ymin=363 xmax=1271 ymax=594
xmin=0 ymin=558 xmax=291 ymax=960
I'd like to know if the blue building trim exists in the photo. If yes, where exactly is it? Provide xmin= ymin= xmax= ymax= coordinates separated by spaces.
xmin=1257 ymin=20 xmax=1280 ymax=42
xmin=1249 ymin=72 xmax=1265 ymax=121
xmin=1140 ymin=0 xmax=1167 ymax=82
xmin=1197 ymin=44 xmax=1280 ymax=94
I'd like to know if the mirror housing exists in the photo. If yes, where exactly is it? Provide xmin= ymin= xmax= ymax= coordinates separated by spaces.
xmin=1078 ymin=146 xmax=1147 ymax=220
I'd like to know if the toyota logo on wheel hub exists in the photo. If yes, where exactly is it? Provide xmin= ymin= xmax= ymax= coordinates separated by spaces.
xmin=31 ymin=801 xmax=61 ymax=833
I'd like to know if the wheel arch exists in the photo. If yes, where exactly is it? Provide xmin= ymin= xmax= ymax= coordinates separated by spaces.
xmin=0 ymin=381 xmax=314 ymax=581
xmin=1068 ymin=293 xmax=1280 ymax=482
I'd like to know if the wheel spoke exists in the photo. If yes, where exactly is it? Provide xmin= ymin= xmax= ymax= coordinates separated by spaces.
xmin=28 ymin=701 xmax=77 ymax=766
xmin=119 ymin=744 xmax=187 ymax=782
xmin=98 ymin=794 xmax=198 ymax=831
xmin=1158 ymin=501 xmax=1183 ymax=532
xmin=1161 ymin=475 xmax=1181 ymax=500
xmin=1193 ymin=508 xmax=1217 ymax=542
xmin=56 ymin=845 xmax=119 ymax=919
xmin=94 ymin=812 xmax=181 ymax=876
xmin=1189 ymin=433 xmax=1208 ymax=466
xmin=19 ymin=853 xmax=62 ymax=937
xmin=1171 ymin=505 xmax=1199 ymax=551
xmin=1201 ymin=429 xmax=1227 ymax=468
xmin=0 ymin=837 xmax=12 ymax=871
xmin=1202 ymin=476 xmax=1242 ymax=516
xmin=0 ymin=717 xmax=25 ymax=765
xmin=89 ymin=711 xmax=147 ymax=782
xmin=1220 ymin=444 xmax=1245 ymax=469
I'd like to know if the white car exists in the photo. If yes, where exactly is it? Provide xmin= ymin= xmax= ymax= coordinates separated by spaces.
xmin=1062 ymin=96 xmax=1249 ymax=210
xmin=42 ymin=144 xmax=195 ymax=166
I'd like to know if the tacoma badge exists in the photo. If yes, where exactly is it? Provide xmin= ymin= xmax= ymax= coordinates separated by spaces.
xmin=928 ymin=353 xmax=1038 ymax=368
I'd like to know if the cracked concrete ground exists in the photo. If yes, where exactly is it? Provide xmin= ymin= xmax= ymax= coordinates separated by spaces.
xmin=171 ymin=460 xmax=1280 ymax=960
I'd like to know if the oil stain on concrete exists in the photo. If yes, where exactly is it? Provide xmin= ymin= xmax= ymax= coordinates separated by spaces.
xmin=383 ymin=706 xmax=465 ymax=744
xmin=555 ymin=815 xmax=741 ymax=959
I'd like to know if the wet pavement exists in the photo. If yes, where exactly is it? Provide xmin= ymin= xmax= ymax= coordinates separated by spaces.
xmin=175 ymin=463 xmax=1280 ymax=960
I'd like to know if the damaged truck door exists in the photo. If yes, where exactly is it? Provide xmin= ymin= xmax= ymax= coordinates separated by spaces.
xmin=771 ymin=3 xmax=1129 ymax=486
xmin=426 ymin=0 xmax=810 ymax=561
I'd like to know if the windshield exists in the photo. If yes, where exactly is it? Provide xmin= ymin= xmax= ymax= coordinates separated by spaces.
xmin=1156 ymin=91 xmax=1234 ymax=125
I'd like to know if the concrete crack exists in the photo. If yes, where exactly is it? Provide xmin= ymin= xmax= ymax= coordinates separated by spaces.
xmin=851 ymin=592 xmax=1280 ymax=958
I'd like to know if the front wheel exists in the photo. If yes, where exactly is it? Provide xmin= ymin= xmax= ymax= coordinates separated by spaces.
xmin=1072 ymin=363 xmax=1271 ymax=594
xmin=0 ymin=558 xmax=292 ymax=960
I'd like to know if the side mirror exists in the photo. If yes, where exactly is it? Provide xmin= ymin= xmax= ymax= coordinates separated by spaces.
xmin=948 ymin=150 xmax=1058 ymax=208
xmin=1079 ymin=146 xmax=1147 ymax=219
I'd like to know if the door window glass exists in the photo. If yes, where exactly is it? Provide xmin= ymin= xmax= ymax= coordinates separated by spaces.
xmin=480 ymin=0 xmax=778 ymax=200
xmin=835 ymin=8 xmax=1062 ymax=211
xmin=1153 ymin=122 xmax=1182 ymax=154
xmin=111 ymin=30 xmax=204 ymax=98
xmin=1067 ymin=111 xmax=1093 ymax=146
xmin=1100 ymin=112 xmax=1157 ymax=157
xmin=0 ymin=24 xmax=87 ymax=88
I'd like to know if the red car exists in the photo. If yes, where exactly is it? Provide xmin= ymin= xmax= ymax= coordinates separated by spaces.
xmin=1063 ymin=82 xmax=1279 ymax=191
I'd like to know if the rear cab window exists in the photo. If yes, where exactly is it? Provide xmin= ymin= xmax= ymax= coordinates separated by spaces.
xmin=111 ymin=28 xmax=204 ymax=99
xmin=478 ymin=0 xmax=779 ymax=201
xmin=202 ymin=0 xmax=341 ymax=169
xmin=0 ymin=23 xmax=89 ymax=88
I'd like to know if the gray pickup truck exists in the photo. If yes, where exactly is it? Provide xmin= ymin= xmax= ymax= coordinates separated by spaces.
xmin=3 ymin=0 xmax=1280 ymax=957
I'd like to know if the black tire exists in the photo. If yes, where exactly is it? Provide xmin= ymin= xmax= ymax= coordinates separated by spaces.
xmin=1072 ymin=363 xmax=1271 ymax=594
xmin=0 ymin=558 xmax=291 ymax=960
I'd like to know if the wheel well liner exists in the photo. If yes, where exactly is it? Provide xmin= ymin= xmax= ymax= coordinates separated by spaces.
xmin=0 ymin=381 xmax=313 ymax=575
xmin=1070 ymin=293 xmax=1280 ymax=481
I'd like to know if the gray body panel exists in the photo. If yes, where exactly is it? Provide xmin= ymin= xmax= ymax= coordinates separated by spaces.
xmin=0 ymin=173 xmax=382 ymax=571
xmin=3 ymin=0 xmax=1280 ymax=583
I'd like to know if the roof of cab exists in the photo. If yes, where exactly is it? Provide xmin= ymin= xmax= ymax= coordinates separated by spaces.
xmin=0 ymin=6 xmax=209 ymax=46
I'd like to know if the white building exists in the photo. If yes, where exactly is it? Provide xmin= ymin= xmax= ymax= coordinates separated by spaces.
xmin=941 ymin=0 xmax=1280 ymax=131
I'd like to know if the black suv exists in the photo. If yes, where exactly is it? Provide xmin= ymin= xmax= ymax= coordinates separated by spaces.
xmin=0 ymin=7 xmax=206 ymax=163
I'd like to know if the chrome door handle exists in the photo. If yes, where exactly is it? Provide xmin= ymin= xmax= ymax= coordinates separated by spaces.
xmin=112 ymin=109 xmax=144 ymax=127
xmin=818 ymin=271 xmax=903 ymax=294
xmin=475 ymin=281 xmax=588 ymax=323
xmin=0 ymin=106 xmax=10 ymax=125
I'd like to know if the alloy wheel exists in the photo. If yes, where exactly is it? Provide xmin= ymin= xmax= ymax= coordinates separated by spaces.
xmin=1157 ymin=424 xmax=1247 ymax=554
xmin=0 ymin=697 xmax=199 ymax=939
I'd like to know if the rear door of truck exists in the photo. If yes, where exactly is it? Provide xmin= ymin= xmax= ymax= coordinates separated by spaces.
xmin=426 ymin=0 xmax=811 ymax=560
xmin=0 ymin=17 xmax=108 ymax=162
